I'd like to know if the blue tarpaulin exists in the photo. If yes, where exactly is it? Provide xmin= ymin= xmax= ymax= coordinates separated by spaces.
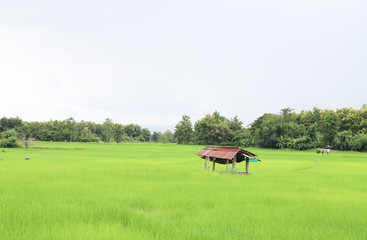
xmin=249 ymin=158 xmax=261 ymax=162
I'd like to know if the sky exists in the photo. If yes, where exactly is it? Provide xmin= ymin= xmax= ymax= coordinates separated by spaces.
xmin=1 ymin=0 xmax=366 ymax=131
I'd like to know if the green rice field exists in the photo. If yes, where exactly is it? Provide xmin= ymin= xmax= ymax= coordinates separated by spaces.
xmin=0 ymin=142 xmax=366 ymax=239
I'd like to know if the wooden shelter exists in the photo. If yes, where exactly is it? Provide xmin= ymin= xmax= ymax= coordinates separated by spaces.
xmin=196 ymin=147 xmax=258 ymax=175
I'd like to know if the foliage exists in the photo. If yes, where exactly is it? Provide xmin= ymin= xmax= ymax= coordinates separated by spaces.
xmin=333 ymin=131 xmax=353 ymax=151
xmin=194 ymin=111 xmax=232 ymax=145
xmin=248 ymin=105 xmax=367 ymax=151
xmin=351 ymin=133 xmax=367 ymax=151
xmin=113 ymin=124 xmax=125 ymax=143
xmin=102 ymin=118 xmax=114 ymax=143
xmin=1 ymin=104 xmax=367 ymax=151
xmin=0 ymin=117 xmax=155 ymax=144
xmin=124 ymin=124 xmax=142 ymax=139
xmin=0 ymin=129 xmax=21 ymax=148
xmin=251 ymin=114 xmax=280 ymax=148
xmin=0 ymin=117 xmax=23 ymax=133
xmin=151 ymin=131 xmax=161 ymax=142
xmin=174 ymin=115 xmax=193 ymax=144
xmin=141 ymin=128 xmax=152 ymax=142
xmin=162 ymin=130 xmax=175 ymax=143
xmin=292 ymin=136 xmax=313 ymax=150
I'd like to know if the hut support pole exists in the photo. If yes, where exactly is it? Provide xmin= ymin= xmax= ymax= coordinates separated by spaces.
xmin=204 ymin=156 xmax=208 ymax=170
xmin=212 ymin=158 xmax=216 ymax=172
xmin=232 ymin=155 xmax=237 ymax=172
xmin=226 ymin=159 xmax=229 ymax=172
xmin=245 ymin=157 xmax=250 ymax=174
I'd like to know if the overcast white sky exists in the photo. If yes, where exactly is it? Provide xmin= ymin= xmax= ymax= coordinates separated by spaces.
xmin=1 ymin=0 xmax=366 ymax=131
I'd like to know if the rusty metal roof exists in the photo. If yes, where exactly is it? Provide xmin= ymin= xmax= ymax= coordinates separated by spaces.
xmin=196 ymin=147 xmax=256 ymax=160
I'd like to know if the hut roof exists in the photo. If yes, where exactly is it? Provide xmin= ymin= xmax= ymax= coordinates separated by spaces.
xmin=196 ymin=147 xmax=256 ymax=160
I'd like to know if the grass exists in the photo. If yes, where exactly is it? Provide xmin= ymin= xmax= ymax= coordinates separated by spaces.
xmin=0 ymin=142 xmax=366 ymax=239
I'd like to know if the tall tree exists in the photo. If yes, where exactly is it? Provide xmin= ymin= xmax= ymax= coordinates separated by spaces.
xmin=321 ymin=110 xmax=337 ymax=145
xmin=163 ymin=130 xmax=175 ymax=143
xmin=124 ymin=124 xmax=142 ymax=139
xmin=102 ymin=118 xmax=114 ymax=143
xmin=64 ymin=117 xmax=77 ymax=142
xmin=113 ymin=123 xmax=125 ymax=143
xmin=279 ymin=107 xmax=294 ymax=123
xmin=174 ymin=115 xmax=194 ymax=144
xmin=194 ymin=112 xmax=232 ymax=145
xmin=140 ymin=128 xmax=151 ymax=142
xmin=251 ymin=113 xmax=280 ymax=148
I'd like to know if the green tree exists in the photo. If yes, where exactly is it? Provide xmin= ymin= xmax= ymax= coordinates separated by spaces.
xmin=163 ymin=130 xmax=175 ymax=143
xmin=333 ymin=131 xmax=353 ymax=150
xmin=174 ymin=115 xmax=193 ymax=144
xmin=80 ymin=127 xmax=96 ymax=142
xmin=0 ymin=117 xmax=23 ymax=133
xmin=320 ymin=110 xmax=337 ymax=145
xmin=102 ymin=118 xmax=114 ymax=143
xmin=277 ymin=135 xmax=286 ymax=149
xmin=227 ymin=116 xmax=243 ymax=132
xmin=292 ymin=136 xmax=312 ymax=150
xmin=194 ymin=112 xmax=232 ymax=145
xmin=279 ymin=107 xmax=294 ymax=123
xmin=251 ymin=113 xmax=280 ymax=148
xmin=351 ymin=133 xmax=367 ymax=151
xmin=64 ymin=117 xmax=77 ymax=142
xmin=140 ymin=128 xmax=151 ymax=142
xmin=151 ymin=131 xmax=163 ymax=142
xmin=227 ymin=116 xmax=251 ymax=146
xmin=124 ymin=124 xmax=142 ymax=139
xmin=113 ymin=124 xmax=125 ymax=143
xmin=0 ymin=129 xmax=21 ymax=148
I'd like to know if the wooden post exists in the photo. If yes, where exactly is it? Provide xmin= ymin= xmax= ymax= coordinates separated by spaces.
xmin=245 ymin=157 xmax=250 ymax=174
xmin=226 ymin=159 xmax=229 ymax=172
xmin=232 ymin=155 xmax=237 ymax=172
xmin=204 ymin=156 xmax=208 ymax=170
xmin=212 ymin=158 xmax=216 ymax=172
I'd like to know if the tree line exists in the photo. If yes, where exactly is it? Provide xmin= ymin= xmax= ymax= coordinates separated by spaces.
xmin=0 ymin=117 xmax=174 ymax=147
xmin=1 ymin=105 xmax=367 ymax=151
xmin=174 ymin=105 xmax=367 ymax=151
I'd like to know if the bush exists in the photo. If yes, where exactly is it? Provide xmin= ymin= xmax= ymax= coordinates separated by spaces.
xmin=0 ymin=129 xmax=22 ymax=148
xmin=0 ymin=137 xmax=22 ymax=148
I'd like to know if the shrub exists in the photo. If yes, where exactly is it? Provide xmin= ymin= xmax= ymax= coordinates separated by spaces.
xmin=0 ymin=129 xmax=22 ymax=148
xmin=0 ymin=137 xmax=22 ymax=148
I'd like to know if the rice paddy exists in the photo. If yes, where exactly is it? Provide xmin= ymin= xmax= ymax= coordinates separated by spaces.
xmin=0 ymin=142 xmax=366 ymax=239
